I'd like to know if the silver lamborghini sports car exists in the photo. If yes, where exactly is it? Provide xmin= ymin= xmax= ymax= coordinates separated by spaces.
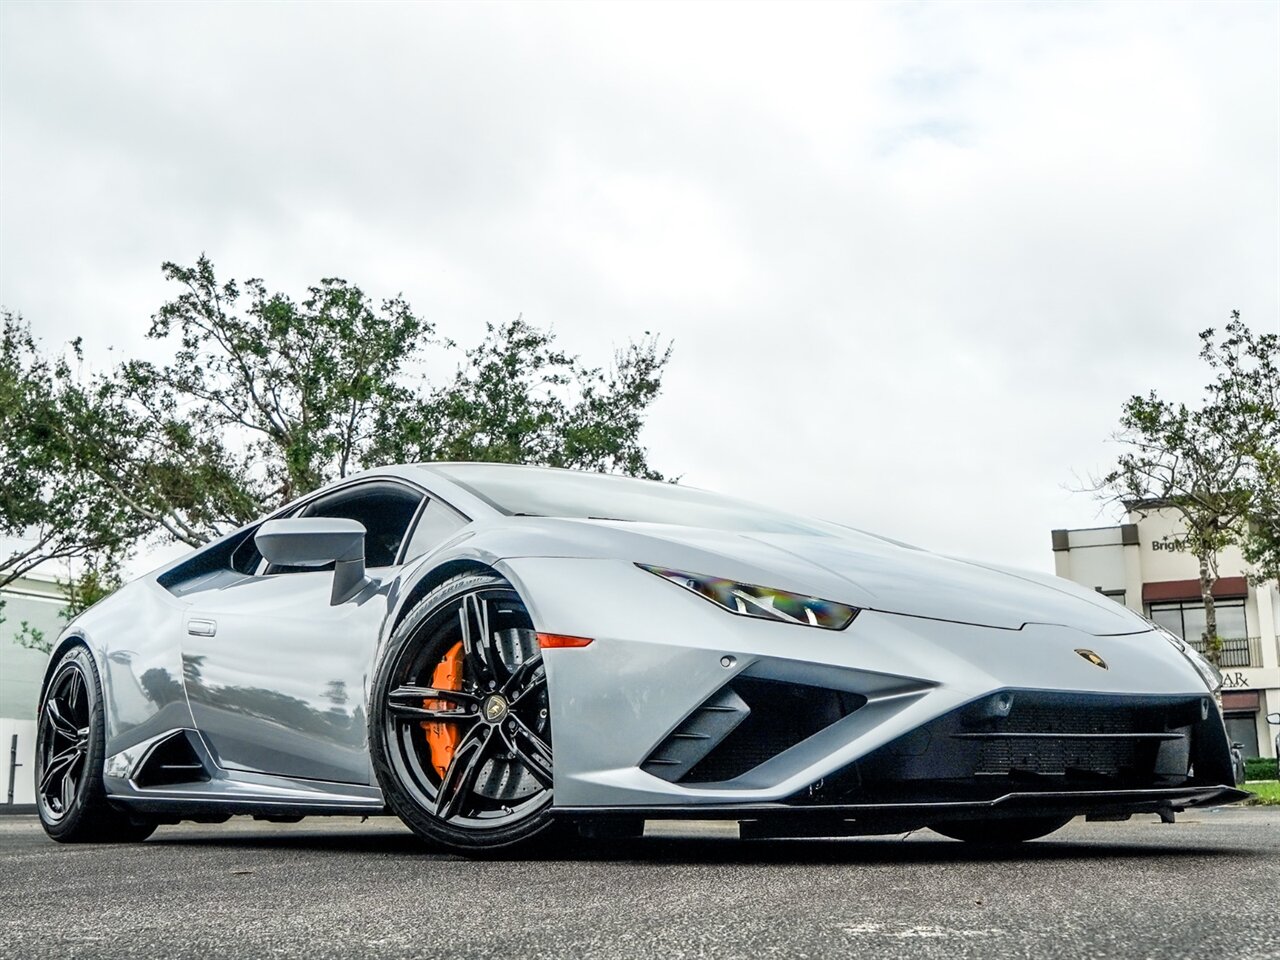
xmin=35 ymin=463 xmax=1246 ymax=851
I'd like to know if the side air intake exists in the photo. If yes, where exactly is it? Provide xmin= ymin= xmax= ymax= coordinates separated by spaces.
xmin=640 ymin=687 xmax=750 ymax=782
xmin=133 ymin=731 xmax=211 ymax=788
xmin=642 ymin=678 xmax=866 ymax=785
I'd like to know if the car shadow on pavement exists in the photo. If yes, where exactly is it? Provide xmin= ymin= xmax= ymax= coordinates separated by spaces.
xmin=584 ymin=836 xmax=1258 ymax=867
xmin=142 ymin=828 xmax=1259 ymax=866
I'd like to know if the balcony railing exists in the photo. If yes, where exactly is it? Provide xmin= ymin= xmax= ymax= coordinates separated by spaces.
xmin=1184 ymin=635 xmax=1264 ymax=669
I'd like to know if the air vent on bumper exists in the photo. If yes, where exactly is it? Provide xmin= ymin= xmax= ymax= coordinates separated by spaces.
xmin=133 ymin=730 xmax=211 ymax=788
xmin=642 ymin=678 xmax=866 ymax=785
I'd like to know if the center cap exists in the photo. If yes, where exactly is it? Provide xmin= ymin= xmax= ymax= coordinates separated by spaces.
xmin=482 ymin=694 xmax=509 ymax=723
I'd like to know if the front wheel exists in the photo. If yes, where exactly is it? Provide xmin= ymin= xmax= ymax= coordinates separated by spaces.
xmin=929 ymin=815 xmax=1072 ymax=844
xmin=36 ymin=645 xmax=156 ymax=843
xmin=370 ymin=573 xmax=558 ymax=853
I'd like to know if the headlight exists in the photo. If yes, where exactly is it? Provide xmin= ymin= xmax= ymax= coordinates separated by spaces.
xmin=1156 ymin=626 xmax=1223 ymax=694
xmin=637 ymin=564 xmax=859 ymax=630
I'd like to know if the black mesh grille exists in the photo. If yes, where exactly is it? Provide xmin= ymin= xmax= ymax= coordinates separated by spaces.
xmin=977 ymin=702 xmax=1144 ymax=776
xmin=849 ymin=691 xmax=1209 ymax=802
xmin=975 ymin=738 xmax=1143 ymax=777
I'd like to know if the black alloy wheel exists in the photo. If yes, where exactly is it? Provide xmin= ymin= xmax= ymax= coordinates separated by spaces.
xmin=371 ymin=572 xmax=558 ymax=852
xmin=38 ymin=661 xmax=91 ymax=821
xmin=36 ymin=645 xmax=156 ymax=843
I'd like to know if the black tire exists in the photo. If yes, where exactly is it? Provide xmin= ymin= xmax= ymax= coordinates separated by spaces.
xmin=929 ymin=815 xmax=1072 ymax=844
xmin=36 ymin=645 xmax=156 ymax=843
xmin=370 ymin=572 xmax=560 ymax=854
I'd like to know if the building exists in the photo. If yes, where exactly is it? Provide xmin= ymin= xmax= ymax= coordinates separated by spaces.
xmin=1052 ymin=506 xmax=1280 ymax=760
xmin=0 ymin=574 xmax=67 ymax=809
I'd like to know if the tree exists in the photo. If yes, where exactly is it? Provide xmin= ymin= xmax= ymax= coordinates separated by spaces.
xmin=1094 ymin=313 xmax=1279 ymax=664
xmin=1 ymin=313 xmax=144 ymax=653
xmin=0 ymin=313 xmax=138 ymax=589
xmin=372 ymin=317 xmax=671 ymax=479
xmin=1199 ymin=315 xmax=1280 ymax=582
xmin=2 ymin=257 xmax=672 ymax=594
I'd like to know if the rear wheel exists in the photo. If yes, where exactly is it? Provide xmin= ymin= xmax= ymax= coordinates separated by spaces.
xmin=370 ymin=573 xmax=558 ymax=853
xmin=36 ymin=645 xmax=156 ymax=843
xmin=929 ymin=815 xmax=1071 ymax=844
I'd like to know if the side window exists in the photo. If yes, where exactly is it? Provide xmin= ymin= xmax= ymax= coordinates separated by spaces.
xmin=401 ymin=499 xmax=469 ymax=564
xmin=230 ymin=529 xmax=265 ymax=575
xmin=303 ymin=482 xmax=424 ymax=568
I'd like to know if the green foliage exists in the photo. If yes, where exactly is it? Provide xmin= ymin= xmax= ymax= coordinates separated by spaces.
xmin=0 ymin=313 xmax=139 ymax=589
xmin=1244 ymin=756 xmax=1279 ymax=781
xmin=61 ymin=560 xmax=124 ymax=619
xmin=0 ymin=595 xmax=49 ymax=655
xmin=1244 ymin=781 xmax=1280 ymax=805
xmin=1198 ymin=316 xmax=1279 ymax=583
xmin=1094 ymin=313 xmax=1278 ymax=662
xmin=1 ymin=258 xmax=672 ymax=605
xmin=374 ymin=317 xmax=671 ymax=479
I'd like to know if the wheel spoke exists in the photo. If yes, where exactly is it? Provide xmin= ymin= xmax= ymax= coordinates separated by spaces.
xmin=501 ymin=723 xmax=553 ymax=788
xmin=387 ymin=685 xmax=478 ymax=723
xmin=503 ymin=656 xmax=544 ymax=700
xmin=44 ymin=699 xmax=79 ymax=740
xmin=459 ymin=593 xmax=510 ymax=688
xmin=506 ymin=670 xmax=547 ymax=716
xmin=510 ymin=716 xmax=551 ymax=762
xmin=434 ymin=723 xmax=498 ymax=821
xmin=59 ymin=766 xmax=76 ymax=813
xmin=39 ymin=746 xmax=79 ymax=793
xmin=65 ymin=669 xmax=82 ymax=713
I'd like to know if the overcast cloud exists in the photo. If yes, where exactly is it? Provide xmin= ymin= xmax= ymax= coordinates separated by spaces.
xmin=2 ymin=0 xmax=1277 ymax=576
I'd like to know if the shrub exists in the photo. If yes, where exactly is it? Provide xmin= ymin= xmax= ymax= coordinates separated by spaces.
xmin=1244 ymin=756 xmax=1279 ymax=781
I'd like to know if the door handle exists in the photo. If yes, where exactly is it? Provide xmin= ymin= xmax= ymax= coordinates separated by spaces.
xmin=187 ymin=619 xmax=217 ymax=637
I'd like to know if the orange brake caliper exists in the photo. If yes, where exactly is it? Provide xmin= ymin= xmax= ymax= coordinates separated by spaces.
xmin=422 ymin=641 xmax=465 ymax=778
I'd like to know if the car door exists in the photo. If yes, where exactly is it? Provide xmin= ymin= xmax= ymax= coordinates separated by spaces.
xmin=179 ymin=480 xmax=425 ymax=785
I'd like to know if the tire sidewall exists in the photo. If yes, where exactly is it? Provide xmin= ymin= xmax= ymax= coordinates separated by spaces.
xmin=369 ymin=572 xmax=559 ymax=852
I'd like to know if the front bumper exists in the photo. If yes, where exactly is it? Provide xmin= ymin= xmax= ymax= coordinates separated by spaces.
xmin=500 ymin=557 xmax=1240 ymax=813
xmin=557 ymin=785 xmax=1249 ymax=835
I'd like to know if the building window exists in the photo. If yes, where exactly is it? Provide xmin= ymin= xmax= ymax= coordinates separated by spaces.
xmin=1099 ymin=589 xmax=1126 ymax=606
xmin=1223 ymin=713 xmax=1260 ymax=759
xmin=1146 ymin=598 xmax=1247 ymax=642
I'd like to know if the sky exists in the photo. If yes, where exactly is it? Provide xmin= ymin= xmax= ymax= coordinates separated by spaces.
xmin=2 ymin=0 xmax=1278 ymax=577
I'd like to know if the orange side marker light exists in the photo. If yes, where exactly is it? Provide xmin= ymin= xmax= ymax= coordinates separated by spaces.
xmin=537 ymin=633 xmax=594 ymax=649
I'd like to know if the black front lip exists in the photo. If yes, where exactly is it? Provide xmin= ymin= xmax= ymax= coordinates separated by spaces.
xmin=554 ymin=785 xmax=1249 ymax=821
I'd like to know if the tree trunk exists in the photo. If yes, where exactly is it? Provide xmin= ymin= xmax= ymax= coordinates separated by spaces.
xmin=1198 ymin=545 xmax=1220 ymax=666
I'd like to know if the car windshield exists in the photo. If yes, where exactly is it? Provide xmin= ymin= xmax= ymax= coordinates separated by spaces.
xmin=426 ymin=463 xmax=834 ymax=536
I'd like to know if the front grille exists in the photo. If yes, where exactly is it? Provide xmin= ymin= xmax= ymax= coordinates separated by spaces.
xmin=974 ymin=736 xmax=1145 ymax=777
xmin=846 ymin=691 xmax=1211 ymax=802
xmin=972 ymin=701 xmax=1148 ymax=777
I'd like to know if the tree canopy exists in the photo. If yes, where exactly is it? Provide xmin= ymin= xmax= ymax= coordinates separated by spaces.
xmin=1 ymin=256 xmax=672 ymax=649
xmin=1093 ymin=312 xmax=1278 ymax=661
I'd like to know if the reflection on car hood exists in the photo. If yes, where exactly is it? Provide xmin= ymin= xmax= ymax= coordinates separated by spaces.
xmin=490 ymin=517 xmax=1151 ymax=636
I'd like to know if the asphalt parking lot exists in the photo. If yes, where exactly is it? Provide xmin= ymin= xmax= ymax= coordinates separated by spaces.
xmin=1 ymin=807 xmax=1277 ymax=960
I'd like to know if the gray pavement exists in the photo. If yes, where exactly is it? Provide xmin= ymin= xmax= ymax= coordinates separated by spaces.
xmin=1 ymin=807 xmax=1277 ymax=960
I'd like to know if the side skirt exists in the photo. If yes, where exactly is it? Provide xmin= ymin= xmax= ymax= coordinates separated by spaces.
xmin=104 ymin=727 xmax=386 ymax=820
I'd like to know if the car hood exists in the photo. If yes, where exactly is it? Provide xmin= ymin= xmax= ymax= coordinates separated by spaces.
xmin=484 ymin=517 xmax=1151 ymax=636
